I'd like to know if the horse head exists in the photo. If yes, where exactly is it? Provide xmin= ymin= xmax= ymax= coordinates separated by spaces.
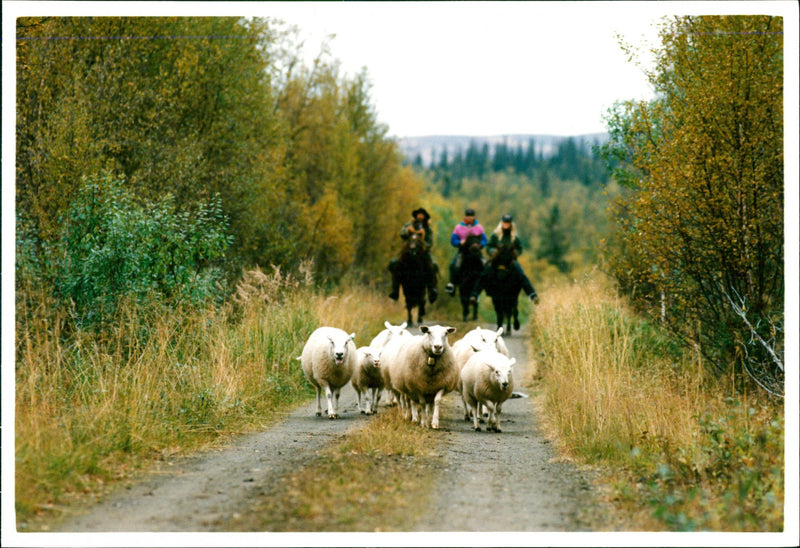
xmin=490 ymin=243 xmax=518 ymax=270
xmin=402 ymin=233 xmax=427 ymax=259
xmin=460 ymin=234 xmax=484 ymax=258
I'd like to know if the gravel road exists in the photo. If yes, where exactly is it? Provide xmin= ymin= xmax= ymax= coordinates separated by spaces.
xmin=54 ymin=323 xmax=598 ymax=534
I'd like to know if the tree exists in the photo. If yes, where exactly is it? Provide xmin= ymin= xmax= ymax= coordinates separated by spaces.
xmin=599 ymin=16 xmax=784 ymax=394
xmin=536 ymin=204 xmax=570 ymax=273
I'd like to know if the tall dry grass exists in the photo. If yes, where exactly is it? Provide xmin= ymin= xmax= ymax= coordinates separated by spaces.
xmin=529 ymin=273 xmax=784 ymax=531
xmin=14 ymin=264 xmax=398 ymax=527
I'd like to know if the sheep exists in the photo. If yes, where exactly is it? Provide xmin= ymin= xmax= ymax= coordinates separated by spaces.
xmin=451 ymin=326 xmax=511 ymax=420
xmin=352 ymin=346 xmax=384 ymax=415
xmin=370 ymin=321 xmax=410 ymax=349
xmin=371 ymin=321 xmax=411 ymax=406
xmin=299 ymin=327 xmax=357 ymax=419
xmin=388 ymin=324 xmax=459 ymax=429
xmin=460 ymin=349 xmax=516 ymax=432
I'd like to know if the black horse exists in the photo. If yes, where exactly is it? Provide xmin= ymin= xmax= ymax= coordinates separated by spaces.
xmin=471 ymin=244 xmax=535 ymax=333
xmin=455 ymin=235 xmax=485 ymax=321
xmin=391 ymin=234 xmax=436 ymax=326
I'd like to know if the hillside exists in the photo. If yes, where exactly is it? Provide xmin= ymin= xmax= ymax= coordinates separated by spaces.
xmin=396 ymin=133 xmax=609 ymax=166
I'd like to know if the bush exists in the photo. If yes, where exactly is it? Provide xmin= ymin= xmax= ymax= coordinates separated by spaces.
xmin=57 ymin=172 xmax=233 ymax=324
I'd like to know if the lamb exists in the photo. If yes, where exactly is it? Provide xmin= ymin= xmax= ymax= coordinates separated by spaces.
xmin=299 ymin=327 xmax=357 ymax=419
xmin=352 ymin=346 xmax=384 ymax=415
xmin=451 ymin=326 xmax=511 ymax=420
xmin=460 ymin=349 xmax=516 ymax=432
xmin=388 ymin=324 xmax=459 ymax=429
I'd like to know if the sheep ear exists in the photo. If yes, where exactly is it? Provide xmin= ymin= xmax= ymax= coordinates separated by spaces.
xmin=496 ymin=326 xmax=504 ymax=336
xmin=400 ymin=322 xmax=407 ymax=329
xmin=446 ymin=326 xmax=457 ymax=334
xmin=420 ymin=325 xmax=430 ymax=333
xmin=384 ymin=321 xmax=392 ymax=329
xmin=349 ymin=333 xmax=356 ymax=341
xmin=508 ymin=358 xmax=516 ymax=367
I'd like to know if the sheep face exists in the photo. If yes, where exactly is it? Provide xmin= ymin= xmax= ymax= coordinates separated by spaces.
xmin=328 ymin=332 xmax=355 ymax=365
xmin=419 ymin=324 xmax=456 ymax=359
xmin=472 ymin=326 xmax=505 ymax=352
xmin=488 ymin=357 xmax=515 ymax=390
xmin=361 ymin=347 xmax=381 ymax=369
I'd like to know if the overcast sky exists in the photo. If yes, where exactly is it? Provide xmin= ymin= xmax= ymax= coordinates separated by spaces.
xmin=264 ymin=1 xmax=665 ymax=137
xmin=243 ymin=1 xmax=795 ymax=137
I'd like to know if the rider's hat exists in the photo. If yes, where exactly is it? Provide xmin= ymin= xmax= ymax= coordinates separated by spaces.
xmin=464 ymin=208 xmax=476 ymax=216
xmin=501 ymin=214 xmax=513 ymax=222
xmin=411 ymin=207 xmax=430 ymax=221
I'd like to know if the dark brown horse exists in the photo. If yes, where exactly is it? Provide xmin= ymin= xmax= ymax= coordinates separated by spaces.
xmin=391 ymin=234 xmax=436 ymax=326
xmin=456 ymin=234 xmax=485 ymax=321
xmin=472 ymin=243 xmax=534 ymax=333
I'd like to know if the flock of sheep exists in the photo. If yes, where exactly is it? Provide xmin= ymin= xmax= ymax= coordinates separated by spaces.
xmin=299 ymin=321 xmax=516 ymax=432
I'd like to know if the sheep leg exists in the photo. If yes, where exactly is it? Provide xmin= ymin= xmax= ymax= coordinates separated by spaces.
xmin=324 ymin=385 xmax=338 ymax=419
xmin=471 ymin=401 xmax=481 ymax=431
xmin=356 ymin=389 xmax=365 ymax=414
xmin=410 ymin=401 xmax=421 ymax=424
xmin=431 ymin=389 xmax=445 ymax=429
xmin=485 ymin=402 xmax=500 ymax=432
xmin=494 ymin=402 xmax=504 ymax=433
xmin=461 ymin=392 xmax=471 ymax=421
xmin=315 ymin=386 xmax=323 ymax=417
xmin=371 ymin=388 xmax=381 ymax=415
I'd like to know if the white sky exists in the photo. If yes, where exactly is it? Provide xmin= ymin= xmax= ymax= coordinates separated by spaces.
xmin=263 ymin=1 xmax=666 ymax=137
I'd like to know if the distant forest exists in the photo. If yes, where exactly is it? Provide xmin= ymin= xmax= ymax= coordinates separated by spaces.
xmin=402 ymin=135 xmax=618 ymax=283
xmin=408 ymin=136 xmax=611 ymax=196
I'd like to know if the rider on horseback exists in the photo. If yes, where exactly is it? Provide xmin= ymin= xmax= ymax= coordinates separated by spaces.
xmin=445 ymin=208 xmax=487 ymax=296
xmin=389 ymin=207 xmax=438 ymax=303
xmin=473 ymin=213 xmax=539 ymax=303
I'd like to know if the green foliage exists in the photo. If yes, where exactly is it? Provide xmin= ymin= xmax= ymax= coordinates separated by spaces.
xmin=644 ymin=402 xmax=784 ymax=531
xmin=57 ymin=172 xmax=232 ymax=323
xmin=598 ymin=16 xmax=784 ymax=391
xmin=16 ymin=17 xmax=422 ymax=289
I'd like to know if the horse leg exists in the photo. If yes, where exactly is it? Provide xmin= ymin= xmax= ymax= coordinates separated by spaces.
xmin=472 ymin=298 xmax=478 ymax=321
xmin=418 ymin=296 xmax=425 ymax=325
xmin=513 ymin=305 xmax=520 ymax=331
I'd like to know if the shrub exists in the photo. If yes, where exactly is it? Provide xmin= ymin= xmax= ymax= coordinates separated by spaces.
xmin=56 ymin=172 xmax=233 ymax=324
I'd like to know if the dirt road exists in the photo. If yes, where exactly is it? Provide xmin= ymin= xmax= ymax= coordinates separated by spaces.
xmin=54 ymin=324 xmax=597 ymax=534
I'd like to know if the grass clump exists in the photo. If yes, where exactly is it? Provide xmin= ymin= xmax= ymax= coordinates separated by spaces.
xmin=227 ymin=409 xmax=443 ymax=532
xmin=529 ymin=274 xmax=784 ymax=531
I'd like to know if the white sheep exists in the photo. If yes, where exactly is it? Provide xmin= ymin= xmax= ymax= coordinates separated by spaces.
xmin=388 ymin=324 xmax=459 ymax=429
xmin=370 ymin=321 xmax=410 ymax=349
xmin=299 ymin=327 xmax=357 ymax=419
xmin=452 ymin=326 xmax=511 ymax=420
xmin=460 ymin=349 xmax=515 ymax=432
xmin=352 ymin=346 xmax=384 ymax=415
xmin=371 ymin=321 xmax=411 ymax=407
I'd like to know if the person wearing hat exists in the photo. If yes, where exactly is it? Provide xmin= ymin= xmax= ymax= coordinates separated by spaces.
xmin=388 ymin=207 xmax=438 ymax=302
xmin=474 ymin=213 xmax=539 ymax=307
xmin=487 ymin=213 xmax=524 ymax=257
xmin=445 ymin=208 xmax=487 ymax=295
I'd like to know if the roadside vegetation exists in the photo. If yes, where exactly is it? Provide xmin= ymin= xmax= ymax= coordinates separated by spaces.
xmin=529 ymin=274 xmax=783 ymax=531
xmin=14 ymin=14 xmax=785 ymax=534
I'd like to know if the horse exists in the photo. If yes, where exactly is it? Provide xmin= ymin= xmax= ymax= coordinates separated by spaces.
xmin=472 ymin=243 xmax=526 ymax=333
xmin=455 ymin=234 xmax=485 ymax=321
xmin=391 ymin=233 xmax=436 ymax=326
